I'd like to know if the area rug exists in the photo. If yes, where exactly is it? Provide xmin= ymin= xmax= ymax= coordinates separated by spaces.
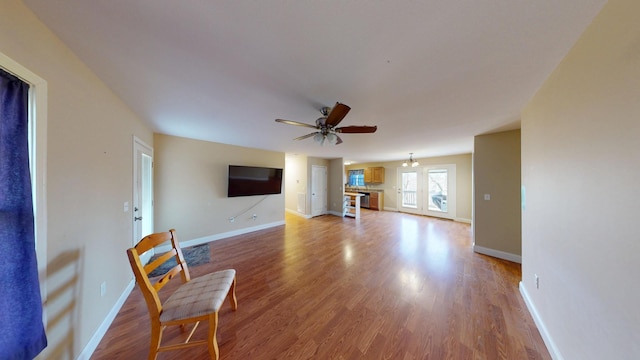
xmin=148 ymin=243 xmax=210 ymax=277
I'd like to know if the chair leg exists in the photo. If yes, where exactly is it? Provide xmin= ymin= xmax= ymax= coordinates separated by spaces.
xmin=228 ymin=276 xmax=238 ymax=311
xmin=208 ymin=312 xmax=220 ymax=360
xmin=149 ymin=321 xmax=163 ymax=360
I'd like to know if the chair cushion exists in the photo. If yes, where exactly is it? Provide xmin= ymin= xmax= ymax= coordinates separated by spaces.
xmin=160 ymin=269 xmax=235 ymax=322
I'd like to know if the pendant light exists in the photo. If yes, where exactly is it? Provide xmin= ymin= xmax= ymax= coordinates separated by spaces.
xmin=402 ymin=153 xmax=419 ymax=167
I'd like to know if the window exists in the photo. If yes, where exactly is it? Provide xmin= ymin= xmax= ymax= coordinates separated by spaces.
xmin=0 ymin=57 xmax=48 ymax=358
xmin=348 ymin=169 xmax=364 ymax=186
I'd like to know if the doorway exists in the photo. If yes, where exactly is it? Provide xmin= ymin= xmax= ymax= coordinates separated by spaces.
xmin=398 ymin=168 xmax=421 ymax=215
xmin=133 ymin=137 xmax=154 ymax=262
xmin=311 ymin=165 xmax=327 ymax=217
xmin=397 ymin=164 xmax=457 ymax=220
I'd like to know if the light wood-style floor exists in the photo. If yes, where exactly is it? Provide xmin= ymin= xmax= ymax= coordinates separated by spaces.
xmin=92 ymin=210 xmax=550 ymax=359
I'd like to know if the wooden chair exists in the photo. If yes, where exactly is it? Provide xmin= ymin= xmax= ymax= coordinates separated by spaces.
xmin=127 ymin=229 xmax=237 ymax=360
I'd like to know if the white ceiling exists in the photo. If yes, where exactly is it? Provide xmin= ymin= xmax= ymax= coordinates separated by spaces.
xmin=24 ymin=0 xmax=606 ymax=163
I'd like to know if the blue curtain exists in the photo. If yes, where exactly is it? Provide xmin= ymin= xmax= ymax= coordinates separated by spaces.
xmin=0 ymin=69 xmax=47 ymax=359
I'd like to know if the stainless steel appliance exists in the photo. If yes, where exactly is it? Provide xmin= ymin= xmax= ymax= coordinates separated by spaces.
xmin=360 ymin=193 xmax=370 ymax=208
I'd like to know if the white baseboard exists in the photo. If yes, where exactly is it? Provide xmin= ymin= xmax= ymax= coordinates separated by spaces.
xmin=77 ymin=279 xmax=135 ymax=360
xmin=157 ymin=220 xmax=285 ymax=251
xmin=519 ymin=282 xmax=563 ymax=360
xmin=473 ymin=245 xmax=522 ymax=263
xmin=82 ymin=220 xmax=285 ymax=358
xmin=381 ymin=208 xmax=470 ymax=225
xmin=285 ymin=208 xmax=311 ymax=219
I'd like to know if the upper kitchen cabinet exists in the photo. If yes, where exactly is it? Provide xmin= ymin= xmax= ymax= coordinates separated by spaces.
xmin=364 ymin=167 xmax=385 ymax=184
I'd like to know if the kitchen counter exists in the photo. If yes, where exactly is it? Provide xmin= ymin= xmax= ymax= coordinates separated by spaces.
xmin=343 ymin=192 xmax=364 ymax=218
xmin=345 ymin=188 xmax=384 ymax=193
xmin=344 ymin=190 xmax=384 ymax=211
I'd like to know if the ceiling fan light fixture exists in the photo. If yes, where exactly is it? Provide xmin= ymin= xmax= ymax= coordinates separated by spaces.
xmin=313 ymin=133 xmax=324 ymax=143
xmin=326 ymin=133 xmax=338 ymax=145
xmin=275 ymin=102 xmax=376 ymax=146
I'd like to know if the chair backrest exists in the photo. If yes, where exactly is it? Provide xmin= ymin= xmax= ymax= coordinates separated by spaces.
xmin=126 ymin=229 xmax=191 ymax=319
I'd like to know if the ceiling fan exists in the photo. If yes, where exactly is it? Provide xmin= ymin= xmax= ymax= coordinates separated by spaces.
xmin=275 ymin=102 xmax=377 ymax=145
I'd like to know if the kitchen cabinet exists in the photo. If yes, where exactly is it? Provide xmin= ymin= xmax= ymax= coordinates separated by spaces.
xmin=368 ymin=191 xmax=384 ymax=211
xmin=364 ymin=167 xmax=385 ymax=184
xmin=370 ymin=192 xmax=379 ymax=210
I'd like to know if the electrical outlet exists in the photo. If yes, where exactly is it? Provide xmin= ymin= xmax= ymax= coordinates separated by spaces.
xmin=100 ymin=281 xmax=107 ymax=297
xmin=535 ymin=274 xmax=539 ymax=289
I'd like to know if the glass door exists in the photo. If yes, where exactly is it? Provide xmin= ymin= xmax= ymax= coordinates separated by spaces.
xmin=397 ymin=168 xmax=422 ymax=215
xmin=397 ymin=164 xmax=457 ymax=220
xmin=424 ymin=165 xmax=456 ymax=219
xmin=427 ymin=169 xmax=447 ymax=212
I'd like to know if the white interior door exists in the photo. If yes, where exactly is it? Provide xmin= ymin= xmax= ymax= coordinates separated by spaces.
xmin=311 ymin=165 xmax=327 ymax=217
xmin=133 ymin=137 xmax=154 ymax=262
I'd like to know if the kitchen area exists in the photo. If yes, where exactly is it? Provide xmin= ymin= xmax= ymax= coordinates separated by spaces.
xmin=343 ymin=166 xmax=385 ymax=218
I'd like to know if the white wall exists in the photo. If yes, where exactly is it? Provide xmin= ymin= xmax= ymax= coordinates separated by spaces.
xmin=327 ymin=158 xmax=345 ymax=215
xmin=154 ymin=134 xmax=285 ymax=242
xmin=474 ymin=130 xmax=521 ymax=262
xmin=284 ymin=155 xmax=345 ymax=217
xmin=521 ymin=0 xmax=640 ymax=358
xmin=284 ymin=154 xmax=308 ymax=215
xmin=0 ymin=1 xmax=153 ymax=358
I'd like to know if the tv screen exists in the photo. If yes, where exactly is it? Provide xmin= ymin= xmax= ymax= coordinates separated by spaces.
xmin=227 ymin=165 xmax=283 ymax=197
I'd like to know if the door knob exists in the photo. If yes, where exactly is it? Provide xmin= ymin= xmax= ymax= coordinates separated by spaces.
xmin=134 ymin=216 xmax=143 ymax=221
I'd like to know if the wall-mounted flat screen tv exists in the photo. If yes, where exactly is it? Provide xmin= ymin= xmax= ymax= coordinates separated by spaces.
xmin=227 ymin=165 xmax=283 ymax=197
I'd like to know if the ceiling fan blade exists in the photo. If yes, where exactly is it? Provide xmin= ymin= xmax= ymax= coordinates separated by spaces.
xmin=324 ymin=103 xmax=351 ymax=127
xmin=293 ymin=132 xmax=318 ymax=141
xmin=335 ymin=125 xmax=377 ymax=134
xmin=335 ymin=135 xmax=343 ymax=145
xmin=275 ymin=119 xmax=318 ymax=129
